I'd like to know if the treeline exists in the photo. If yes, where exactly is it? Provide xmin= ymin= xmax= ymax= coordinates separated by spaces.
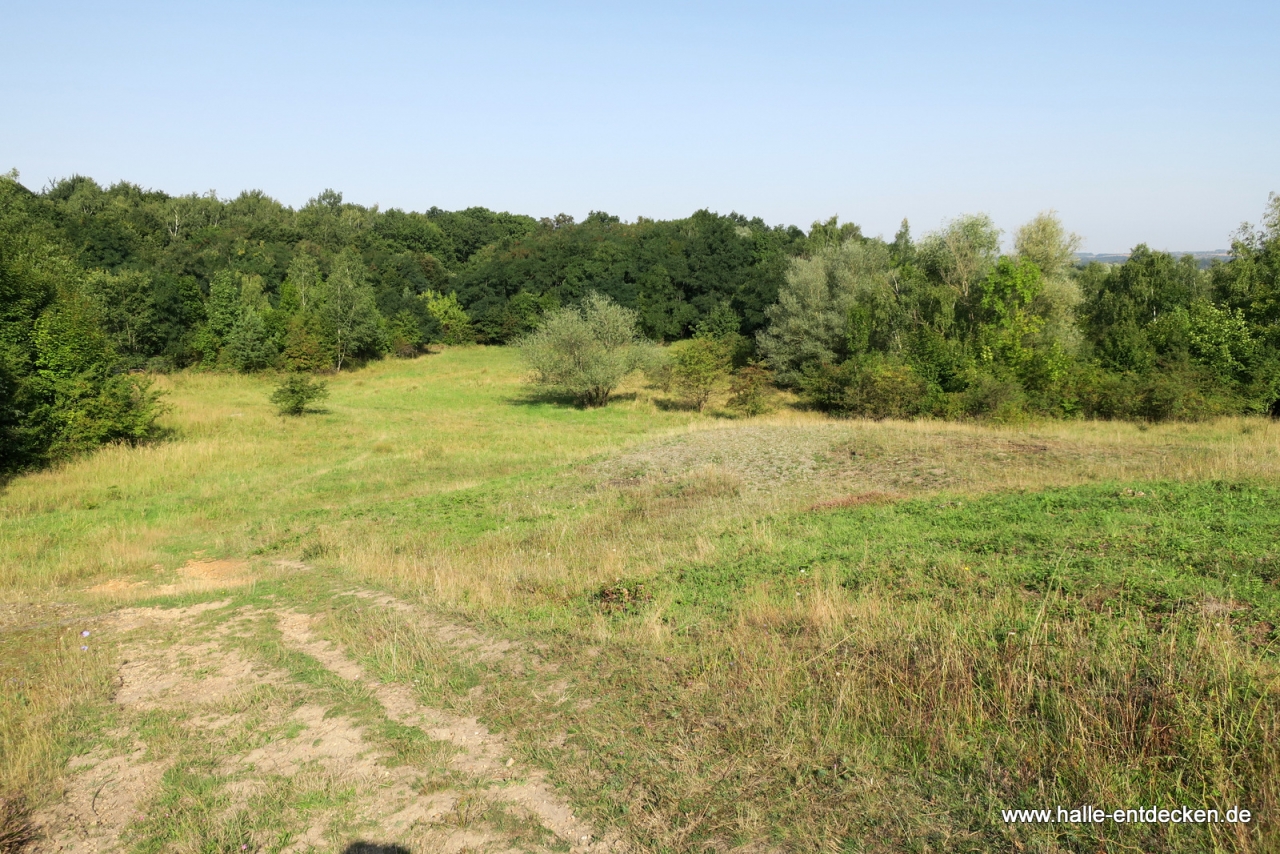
xmin=0 ymin=173 xmax=811 ymax=374
xmin=0 ymin=170 xmax=812 ymax=471
xmin=763 ymin=202 xmax=1280 ymax=421
xmin=2 ymin=167 xmax=1278 ymax=473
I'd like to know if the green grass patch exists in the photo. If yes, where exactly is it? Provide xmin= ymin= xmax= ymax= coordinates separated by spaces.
xmin=512 ymin=479 xmax=1279 ymax=852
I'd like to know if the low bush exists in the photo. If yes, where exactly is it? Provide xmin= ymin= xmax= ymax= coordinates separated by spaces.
xmin=270 ymin=375 xmax=329 ymax=416
xmin=800 ymin=357 xmax=927 ymax=419
xmin=669 ymin=337 xmax=730 ymax=411
xmin=727 ymin=364 xmax=773 ymax=416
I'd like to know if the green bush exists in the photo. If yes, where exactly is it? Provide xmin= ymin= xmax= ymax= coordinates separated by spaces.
xmin=422 ymin=291 xmax=475 ymax=346
xmin=669 ymin=337 xmax=730 ymax=411
xmin=1 ymin=232 xmax=166 ymax=472
xmin=388 ymin=309 xmax=425 ymax=358
xmin=952 ymin=373 xmax=1027 ymax=422
xmin=517 ymin=292 xmax=654 ymax=407
xmin=644 ymin=350 xmax=675 ymax=393
xmin=727 ymin=364 xmax=773 ymax=416
xmin=800 ymin=357 xmax=926 ymax=419
xmin=270 ymin=375 xmax=329 ymax=416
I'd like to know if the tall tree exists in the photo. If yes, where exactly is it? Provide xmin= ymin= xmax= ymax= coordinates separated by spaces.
xmin=315 ymin=249 xmax=386 ymax=371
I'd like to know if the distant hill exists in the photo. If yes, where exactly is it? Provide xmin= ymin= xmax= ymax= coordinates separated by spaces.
xmin=1076 ymin=250 xmax=1232 ymax=269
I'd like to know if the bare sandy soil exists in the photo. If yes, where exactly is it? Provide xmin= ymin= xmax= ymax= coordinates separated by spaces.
xmin=31 ymin=586 xmax=615 ymax=854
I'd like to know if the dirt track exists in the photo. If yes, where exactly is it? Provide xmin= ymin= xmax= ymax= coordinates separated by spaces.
xmin=32 ymin=590 xmax=613 ymax=854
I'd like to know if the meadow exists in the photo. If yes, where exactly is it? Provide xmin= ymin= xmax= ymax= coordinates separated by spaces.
xmin=2 ymin=346 xmax=1278 ymax=853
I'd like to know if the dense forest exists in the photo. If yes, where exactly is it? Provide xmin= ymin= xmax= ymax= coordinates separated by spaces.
xmin=1 ymin=169 xmax=1278 ymax=473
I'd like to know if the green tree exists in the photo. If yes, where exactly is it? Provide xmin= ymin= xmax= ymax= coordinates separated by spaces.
xmin=757 ymin=240 xmax=894 ymax=385
xmin=28 ymin=277 xmax=164 ymax=463
xmin=205 ymin=270 xmax=241 ymax=343
xmin=670 ymin=337 xmax=730 ymax=411
xmin=422 ymin=290 xmax=474 ymax=345
xmin=806 ymin=215 xmax=865 ymax=252
xmin=518 ymin=292 xmax=653 ymax=406
xmin=225 ymin=308 xmax=276 ymax=372
xmin=85 ymin=270 xmax=160 ymax=365
xmin=280 ymin=312 xmax=330 ymax=372
xmin=279 ymin=253 xmax=321 ymax=314
xmin=917 ymin=213 xmax=1001 ymax=306
xmin=1015 ymin=210 xmax=1081 ymax=280
xmin=1014 ymin=211 xmax=1084 ymax=353
xmin=270 ymin=375 xmax=329 ymax=415
xmin=976 ymin=258 xmax=1069 ymax=396
xmin=315 ymin=250 xmax=387 ymax=371
xmin=1080 ymin=246 xmax=1209 ymax=372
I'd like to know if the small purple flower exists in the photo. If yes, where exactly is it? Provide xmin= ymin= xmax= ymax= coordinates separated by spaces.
xmin=81 ymin=630 xmax=90 ymax=637
xmin=80 ymin=646 xmax=88 ymax=651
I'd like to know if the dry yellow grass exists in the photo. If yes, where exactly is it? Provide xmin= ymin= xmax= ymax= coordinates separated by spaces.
xmin=333 ymin=412 xmax=1280 ymax=615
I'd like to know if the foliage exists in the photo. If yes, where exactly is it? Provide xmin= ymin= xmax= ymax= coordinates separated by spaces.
xmin=756 ymin=239 xmax=894 ymax=386
xmin=315 ymin=250 xmax=387 ymax=371
xmin=454 ymin=209 xmax=804 ymax=342
xmin=279 ymin=312 xmax=330 ymax=372
xmin=800 ymin=357 xmax=928 ymax=419
xmin=916 ymin=213 xmax=1002 ymax=302
xmin=668 ymin=337 xmax=730 ymax=411
xmin=224 ymin=308 xmax=276 ymax=372
xmin=422 ymin=290 xmax=475 ymax=345
xmin=518 ymin=292 xmax=654 ymax=406
xmin=269 ymin=374 xmax=330 ymax=415
xmin=0 ymin=182 xmax=164 ymax=473
xmin=3 ymin=167 xmax=1279 ymax=426
xmin=769 ymin=203 xmax=1280 ymax=423
xmin=388 ymin=309 xmax=425 ymax=357
xmin=726 ymin=363 xmax=772 ymax=416
xmin=1014 ymin=209 xmax=1082 ymax=280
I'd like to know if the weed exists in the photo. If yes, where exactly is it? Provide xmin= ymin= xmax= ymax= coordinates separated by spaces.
xmin=0 ymin=793 xmax=34 ymax=854
xmin=594 ymin=581 xmax=653 ymax=615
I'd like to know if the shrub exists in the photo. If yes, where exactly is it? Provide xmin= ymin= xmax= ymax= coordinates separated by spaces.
xmin=800 ymin=357 xmax=926 ymax=419
xmin=670 ymin=337 xmax=730 ymax=411
xmin=270 ymin=375 xmax=329 ymax=416
xmin=518 ymin=292 xmax=654 ymax=407
xmin=644 ymin=350 xmax=675 ymax=393
xmin=388 ymin=309 xmax=425 ymax=358
xmin=727 ymin=364 xmax=773 ymax=416
xmin=1075 ymin=365 xmax=1242 ymax=422
xmin=953 ymin=373 xmax=1027 ymax=422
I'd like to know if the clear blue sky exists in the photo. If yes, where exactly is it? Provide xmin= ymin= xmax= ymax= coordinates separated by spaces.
xmin=4 ymin=0 xmax=1277 ymax=252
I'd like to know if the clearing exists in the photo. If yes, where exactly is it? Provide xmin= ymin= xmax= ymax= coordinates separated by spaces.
xmin=2 ymin=347 xmax=1278 ymax=853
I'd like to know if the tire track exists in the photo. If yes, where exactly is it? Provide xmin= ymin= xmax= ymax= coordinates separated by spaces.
xmin=274 ymin=608 xmax=611 ymax=852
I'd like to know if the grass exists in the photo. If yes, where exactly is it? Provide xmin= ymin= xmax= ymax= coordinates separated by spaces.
xmin=527 ymin=481 xmax=1279 ymax=851
xmin=2 ymin=345 xmax=1279 ymax=852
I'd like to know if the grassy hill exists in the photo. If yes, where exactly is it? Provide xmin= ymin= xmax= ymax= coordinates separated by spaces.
xmin=2 ymin=347 xmax=1277 ymax=852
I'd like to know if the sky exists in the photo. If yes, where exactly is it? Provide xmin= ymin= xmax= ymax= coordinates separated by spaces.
xmin=4 ymin=0 xmax=1277 ymax=253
